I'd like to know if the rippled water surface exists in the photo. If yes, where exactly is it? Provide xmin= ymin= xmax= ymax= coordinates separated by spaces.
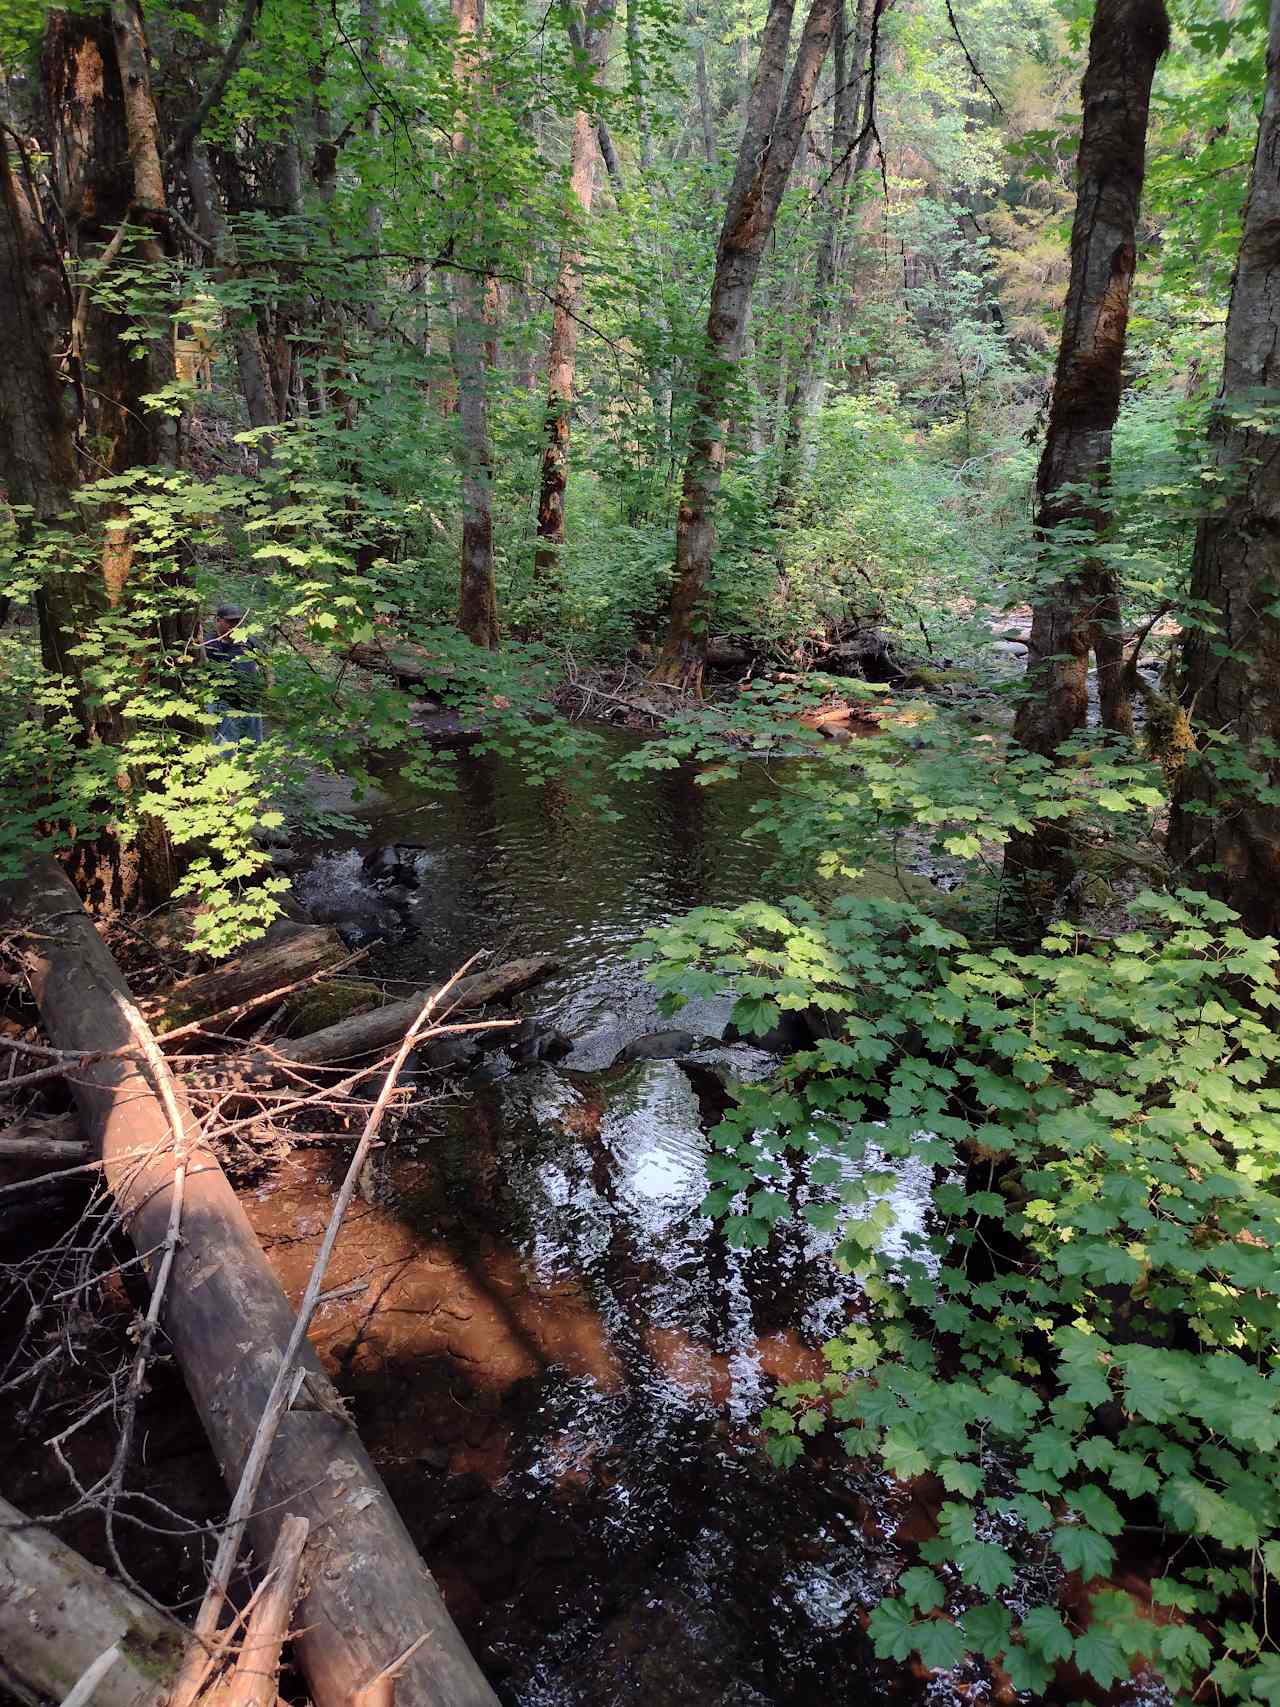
xmin=266 ymin=734 xmax=1165 ymax=1707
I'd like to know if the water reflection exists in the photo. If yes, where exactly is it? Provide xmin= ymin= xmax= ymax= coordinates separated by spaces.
xmin=276 ymin=734 xmax=1163 ymax=1707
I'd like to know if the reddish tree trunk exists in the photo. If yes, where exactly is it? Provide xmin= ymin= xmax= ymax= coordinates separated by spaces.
xmin=1011 ymin=0 xmax=1168 ymax=763
xmin=1168 ymin=0 xmax=1280 ymax=934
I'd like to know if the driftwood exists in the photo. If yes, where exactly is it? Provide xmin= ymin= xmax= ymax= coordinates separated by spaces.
xmin=279 ymin=957 xmax=557 ymax=1068
xmin=0 ymin=859 xmax=499 ymax=1707
xmin=143 ymin=924 xmax=346 ymax=1033
xmin=0 ymin=1493 xmax=184 ymax=1707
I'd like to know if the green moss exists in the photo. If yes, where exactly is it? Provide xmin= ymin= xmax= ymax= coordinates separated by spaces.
xmin=283 ymin=978 xmax=385 ymax=1033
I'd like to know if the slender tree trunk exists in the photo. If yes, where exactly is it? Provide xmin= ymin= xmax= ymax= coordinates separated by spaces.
xmin=775 ymin=0 xmax=873 ymax=499
xmin=450 ymin=0 xmax=500 ymax=647
xmin=532 ymin=0 xmax=616 ymax=590
xmin=360 ymin=0 xmax=384 ymax=331
xmin=1011 ymin=0 xmax=1169 ymax=765
xmin=1167 ymin=0 xmax=1280 ymax=934
xmin=695 ymin=35 xmax=716 ymax=164
xmin=184 ymin=141 xmax=278 ymax=437
xmin=652 ymin=0 xmax=839 ymax=689
xmin=626 ymin=0 xmax=654 ymax=169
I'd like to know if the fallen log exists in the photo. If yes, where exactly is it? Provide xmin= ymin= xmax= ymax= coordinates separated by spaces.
xmin=143 ymin=924 xmax=346 ymax=1034
xmin=279 ymin=956 xmax=558 ymax=1069
xmin=0 ymin=860 xmax=499 ymax=1707
xmin=347 ymin=640 xmax=442 ymax=693
xmin=0 ymin=1493 xmax=184 ymax=1707
xmin=0 ymin=1113 xmax=86 ymax=1164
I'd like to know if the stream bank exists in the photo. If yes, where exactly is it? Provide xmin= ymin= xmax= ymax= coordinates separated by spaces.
xmin=2 ymin=728 xmax=1170 ymax=1707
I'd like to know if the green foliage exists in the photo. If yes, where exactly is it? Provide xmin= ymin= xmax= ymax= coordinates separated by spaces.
xmin=640 ymin=872 xmax=1280 ymax=1703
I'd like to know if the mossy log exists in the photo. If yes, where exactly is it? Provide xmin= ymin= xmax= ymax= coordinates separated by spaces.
xmin=278 ymin=957 xmax=558 ymax=1069
xmin=143 ymin=924 xmax=347 ymax=1034
xmin=0 ymin=1494 xmax=184 ymax=1707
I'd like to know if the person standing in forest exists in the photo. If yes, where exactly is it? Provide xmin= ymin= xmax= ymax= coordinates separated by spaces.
xmin=205 ymin=604 xmax=265 ymax=745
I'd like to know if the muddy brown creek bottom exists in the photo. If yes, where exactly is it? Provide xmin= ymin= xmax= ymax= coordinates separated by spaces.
xmin=244 ymin=1061 xmax=928 ymax=1706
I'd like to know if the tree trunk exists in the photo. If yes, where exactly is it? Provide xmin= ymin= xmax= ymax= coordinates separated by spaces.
xmin=1167 ymin=0 xmax=1280 ymax=934
xmin=450 ymin=0 xmax=500 ymax=648
xmin=532 ymin=0 xmax=616 ymax=590
xmin=1 ymin=859 xmax=500 ymax=1707
xmin=695 ymin=36 xmax=716 ymax=164
xmin=775 ymin=0 xmax=873 ymax=499
xmin=625 ymin=0 xmax=654 ymax=169
xmin=1010 ymin=0 xmax=1168 ymax=763
xmin=651 ymin=0 xmax=839 ymax=691
xmin=184 ymin=141 xmax=278 ymax=437
xmin=1 ymin=5 xmax=191 ymax=912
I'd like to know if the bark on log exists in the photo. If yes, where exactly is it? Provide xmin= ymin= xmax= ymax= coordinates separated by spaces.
xmin=0 ymin=859 xmax=499 ymax=1707
xmin=0 ymin=1494 xmax=183 ymax=1707
xmin=279 ymin=957 xmax=558 ymax=1068
xmin=143 ymin=925 xmax=346 ymax=1033
xmin=347 ymin=641 xmax=442 ymax=693
xmin=0 ymin=1113 xmax=86 ymax=1163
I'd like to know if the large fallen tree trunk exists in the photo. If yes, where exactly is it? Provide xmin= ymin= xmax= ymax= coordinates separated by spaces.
xmin=347 ymin=640 xmax=442 ymax=693
xmin=143 ymin=923 xmax=346 ymax=1034
xmin=0 ymin=1493 xmax=183 ymax=1707
xmin=0 ymin=859 xmax=499 ymax=1707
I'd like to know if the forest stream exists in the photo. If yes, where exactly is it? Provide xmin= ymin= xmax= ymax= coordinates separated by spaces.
xmin=0 ymin=727 xmax=1177 ymax=1707
xmin=229 ymin=731 xmax=1158 ymax=1707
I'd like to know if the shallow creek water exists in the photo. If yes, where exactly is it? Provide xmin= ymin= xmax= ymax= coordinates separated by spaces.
xmin=262 ymin=732 xmax=1171 ymax=1707
xmin=269 ymin=736 xmax=967 ymax=1704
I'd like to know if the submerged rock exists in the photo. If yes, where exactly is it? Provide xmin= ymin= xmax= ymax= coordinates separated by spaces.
xmin=506 ymin=1017 xmax=573 ymax=1067
xmin=612 ymin=1029 xmax=713 ymax=1065
xmin=723 ymin=1008 xmax=814 ymax=1055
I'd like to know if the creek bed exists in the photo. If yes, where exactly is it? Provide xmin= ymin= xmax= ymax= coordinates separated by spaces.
xmin=0 ymin=731 xmax=1165 ymax=1706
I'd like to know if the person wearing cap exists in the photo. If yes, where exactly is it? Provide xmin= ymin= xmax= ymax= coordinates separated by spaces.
xmin=205 ymin=603 xmax=264 ymax=745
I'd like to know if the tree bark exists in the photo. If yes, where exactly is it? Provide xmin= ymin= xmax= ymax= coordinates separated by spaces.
xmin=0 ymin=1494 xmax=183 ymax=1707
xmin=1 ymin=5 xmax=192 ymax=912
xmin=1167 ymin=0 xmax=1280 ymax=934
xmin=775 ymin=0 xmax=873 ymax=499
xmin=532 ymin=0 xmax=617 ymax=591
xmin=651 ymin=0 xmax=839 ymax=691
xmin=142 ymin=923 xmax=346 ymax=1033
xmin=1011 ymin=0 xmax=1168 ymax=763
xmin=450 ymin=0 xmax=500 ymax=648
xmin=0 ymin=859 xmax=499 ymax=1707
